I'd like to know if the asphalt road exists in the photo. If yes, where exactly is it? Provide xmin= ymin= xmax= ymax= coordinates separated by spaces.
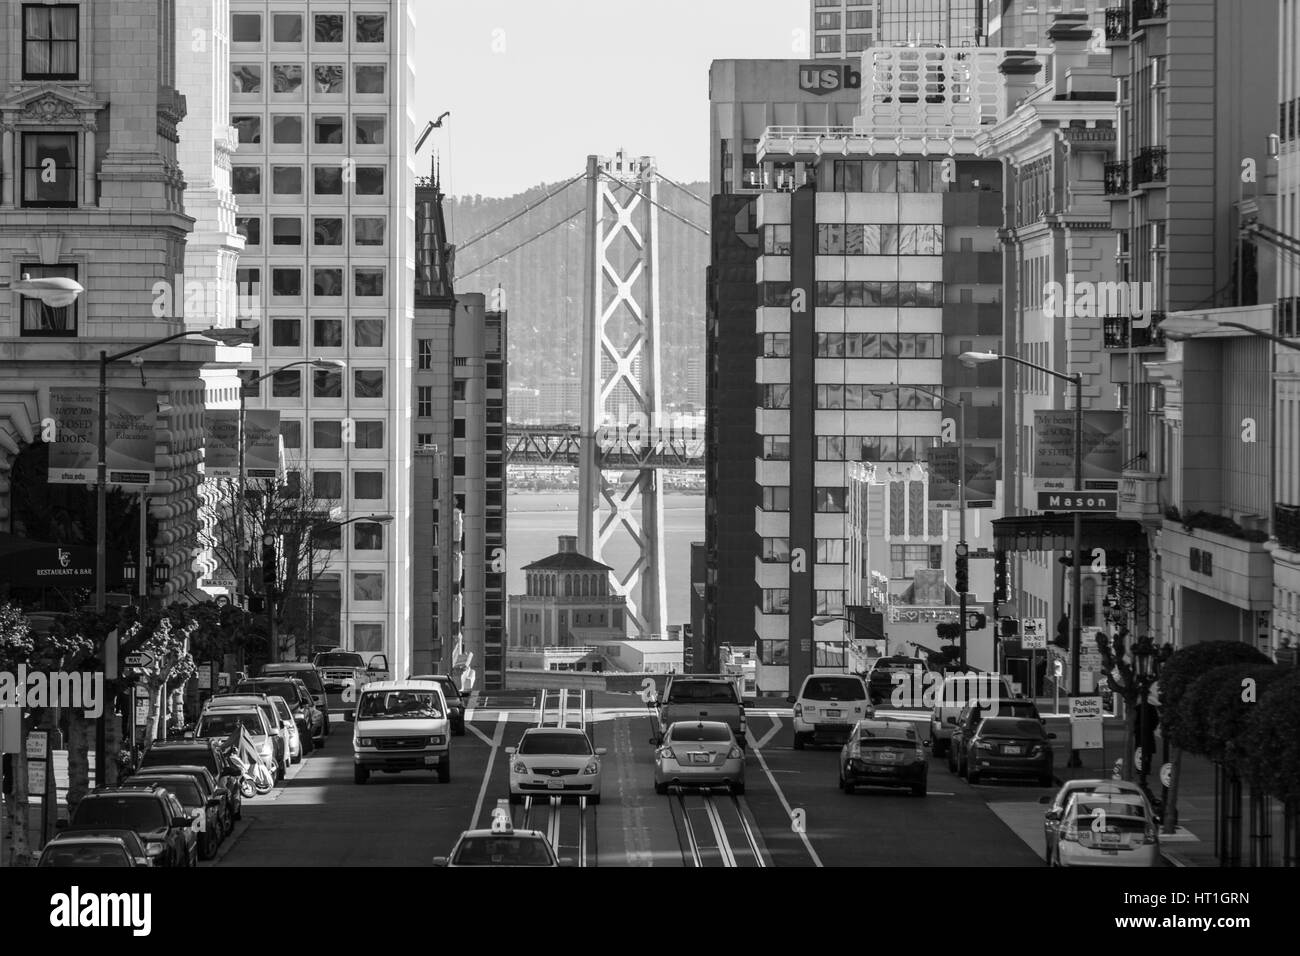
xmin=209 ymin=693 xmax=1050 ymax=867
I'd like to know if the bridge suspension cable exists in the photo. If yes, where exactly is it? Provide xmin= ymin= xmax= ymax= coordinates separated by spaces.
xmin=456 ymin=170 xmax=588 ymax=254
xmin=654 ymin=169 xmax=710 ymax=207
xmin=457 ymin=208 xmax=585 ymax=281
xmin=596 ymin=169 xmax=710 ymax=237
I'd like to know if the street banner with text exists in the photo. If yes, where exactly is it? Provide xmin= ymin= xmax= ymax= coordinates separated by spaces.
xmin=104 ymin=389 xmax=158 ymax=486
xmin=47 ymin=387 xmax=98 ymax=484
xmin=243 ymin=410 xmax=282 ymax=480
xmin=1033 ymin=409 xmax=1123 ymax=491
xmin=928 ymin=443 xmax=999 ymax=508
xmin=204 ymin=409 xmax=240 ymax=478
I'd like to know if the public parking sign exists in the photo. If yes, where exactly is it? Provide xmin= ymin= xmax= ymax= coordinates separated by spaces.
xmin=1037 ymin=491 xmax=1117 ymax=512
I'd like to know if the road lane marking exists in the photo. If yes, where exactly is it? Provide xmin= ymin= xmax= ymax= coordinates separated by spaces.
xmin=750 ymin=745 xmax=823 ymax=867
xmin=752 ymin=716 xmax=783 ymax=751
xmin=466 ymin=721 xmax=495 ymax=746
xmin=470 ymin=711 xmax=507 ymax=831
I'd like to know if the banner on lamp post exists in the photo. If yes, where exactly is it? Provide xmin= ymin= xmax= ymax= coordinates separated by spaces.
xmin=243 ymin=410 xmax=282 ymax=480
xmin=927 ymin=444 xmax=999 ymax=509
xmin=1033 ymin=409 xmax=1123 ymax=492
xmin=104 ymin=389 xmax=158 ymax=487
xmin=47 ymin=387 xmax=99 ymax=484
xmin=204 ymin=409 xmax=240 ymax=478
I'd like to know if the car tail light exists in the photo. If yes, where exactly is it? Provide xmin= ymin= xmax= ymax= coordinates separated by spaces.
xmin=915 ymin=746 xmax=925 ymax=760
xmin=975 ymin=740 xmax=995 ymax=751
xmin=1143 ymin=826 xmax=1157 ymax=844
xmin=1060 ymin=823 xmax=1079 ymax=843
xmin=727 ymin=746 xmax=743 ymax=760
xmin=793 ymin=703 xmax=802 ymax=718
xmin=659 ymin=747 xmax=676 ymax=761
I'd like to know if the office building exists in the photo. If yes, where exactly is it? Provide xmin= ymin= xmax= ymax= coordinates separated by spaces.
xmin=984 ymin=1 xmax=1109 ymax=48
xmin=509 ymin=535 xmax=628 ymax=647
xmin=811 ymin=0 xmax=986 ymax=60
xmin=0 ymin=0 xmax=249 ymax=602
xmin=974 ymin=17 xmax=1120 ymax=685
xmin=226 ymin=1 xmax=416 ymax=670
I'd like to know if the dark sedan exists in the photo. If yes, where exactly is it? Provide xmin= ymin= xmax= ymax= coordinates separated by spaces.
xmin=839 ymin=719 xmax=929 ymax=796
xmin=962 ymin=717 xmax=1055 ymax=786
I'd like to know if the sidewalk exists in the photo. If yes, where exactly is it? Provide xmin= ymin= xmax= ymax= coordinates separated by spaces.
xmin=1032 ymin=698 xmax=1217 ymax=867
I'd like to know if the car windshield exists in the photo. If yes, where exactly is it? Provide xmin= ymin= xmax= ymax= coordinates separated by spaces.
xmin=316 ymin=653 xmax=365 ymax=668
xmin=667 ymin=681 xmax=737 ymax=703
xmin=518 ymin=732 xmax=591 ymax=756
xmin=452 ymin=836 xmax=553 ymax=866
xmin=41 ymin=844 xmax=131 ymax=867
xmin=238 ymin=681 xmax=300 ymax=703
xmin=859 ymin=737 xmax=916 ymax=748
xmin=141 ymin=747 xmax=216 ymax=773
xmin=977 ymin=718 xmax=1045 ymax=738
xmin=414 ymin=677 xmax=460 ymax=698
xmin=71 ymin=797 xmax=165 ymax=831
xmin=356 ymin=690 xmax=443 ymax=720
xmin=669 ymin=724 xmax=732 ymax=743
xmin=265 ymin=668 xmax=325 ymax=694
xmin=802 ymin=677 xmax=866 ymax=701
xmin=134 ymin=779 xmax=201 ymax=808
xmin=198 ymin=711 xmax=264 ymax=738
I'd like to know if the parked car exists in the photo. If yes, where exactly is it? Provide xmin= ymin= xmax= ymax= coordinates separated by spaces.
xmin=657 ymin=678 xmax=746 ymax=748
xmin=137 ymin=740 xmax=242 ymax=822
xmin=653 ymin=720 xmax=745 ymax=795
xmin=314 ymin=650 xmax=386 ymax=708
xmin=130 ymin=764 xmax=231 ymax=839
xmin=267 ymin=695 xmax=302 ymax=764
xmin=1042 ymin=779 xmax=1149 ymax=864
xmin=960 ymin=716 xmax=1055 ymax=786
xmin=929 ymin=672 xmax=1017 ymax=757
xmin=507 ymin=727 xmax=604 ymax=804
xmin=839 ymin=719 xmax=929 ymax=796
xmin=63 ymin=785 xmax=196 ymax=867
xmin=1052 ymin=790 xmax=1160 ymax=867
xmin=258 ymin=663 xmax=331 ymax=739
xmin=410 ymin=674 xmax=467 ymax=735
xmin=38 ymin=830 xmax=151 ymax=867
xmin=790 ymin=674 xmax=873 ymax=749
xmin=126 ymin=773 xmax=224 ymax=860
xmin=235 ymin=677 xmax=321 ymax=750
xmin=948 ymin=699 xmax=1043 ymax=776
xmin=194 ymin=706 xmax=281 ymax=781
xmin=204 ymin=695 xmax=288 ymax=779
xmin=350 ymin=680 xmax=452 ymax=784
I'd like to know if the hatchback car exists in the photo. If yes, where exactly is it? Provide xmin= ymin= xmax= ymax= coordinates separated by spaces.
xmin=948 ymin=699 xmax=1043 ymax=776
xmin=653 ymin=721 xmax=745 ymax=795
xmin=38 ymin=832 xmax=150 ymax=867
xmin=790 ymin=674 xmax=874 ymax=749
xmin=839 ymin=720 xmax=929 ymax=796
xmin=127 ymin=773 xmax=224 ymax=860
xmin=63 ymin=786 xmax=196 ymax=867
xmin=1052 ymin=791 xmax=1160 ymax=867
xmin=411 ymin=674 xmax=467 ymax=735
xmin=507 ymin=727 xmax=605 ymax=804
xmin=1042 ymin=779 xmax=1148 ymax=863
xmin=961 ymin=716 xmax=1055 ymax=785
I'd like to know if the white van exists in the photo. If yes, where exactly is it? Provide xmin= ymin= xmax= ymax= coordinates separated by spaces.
xmin=789 ymin=673 xmax=874 ymax=749
xmin=929 ymin=672 xmax=1014 ymax=757
xmin=349 ymin=680 xmax=452 ymax=784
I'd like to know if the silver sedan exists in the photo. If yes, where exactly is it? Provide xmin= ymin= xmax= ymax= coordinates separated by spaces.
xmin=653 ymin=721 xmax=745 ymax=795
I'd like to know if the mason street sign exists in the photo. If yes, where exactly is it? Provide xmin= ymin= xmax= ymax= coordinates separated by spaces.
xmin=1037 ymin=490 xmax=1117 ymax=512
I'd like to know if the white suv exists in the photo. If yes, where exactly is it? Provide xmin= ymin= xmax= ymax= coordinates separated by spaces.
xmin=350 ymin=680 xmax=452 ymax=784
xmin=790 ymin=674 xmax=873 ymax=749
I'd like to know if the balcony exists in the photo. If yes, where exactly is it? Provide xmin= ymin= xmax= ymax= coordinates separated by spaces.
xmin=1276 ymin=503 xmax=1300 ymax=553
xmin=1118 ymin=470 xmax=1163 ymax=523
xmin=1104 ymin=6 xmax=1130 ymax=40
xmin=1103 ymin=161 xmax=1128 ymax=195
xmin=1132 ymin=146 xmax=1167 ymax=185
xmin=1133 ymin=0 xmax=1168 ymax=23
xmin=1103 ymin=311 xmax=1166 ymax=349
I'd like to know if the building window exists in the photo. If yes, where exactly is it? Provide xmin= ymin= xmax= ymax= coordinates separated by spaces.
xmin=232 ymin=116 xmax=261 ymax=144
xmin=354 ymin=370 xmax=384 ymax=398
xmin=417 ymin=386 xmax=433 ymax=417
xmin=354 ymin=471 xmax=383 ymax=500
xmin=417 ymin=432 xmax=433 ymax=448
xmin=815 ymin=35 xmax=841 ymax=53
xmin=272 ymin=13 xmax=302 ymax=43
xmin=313 ymin=319 xmax=342 ymax=348
xmin=24 ymin=4 xmax=79 ymax=80
xmin=453 ymin=419 xmax=466 ymax=439
xmin=272 ymin=269 xmax=301 ymax=297
xmin=353 ymin=623 xmax=383 ymax=652
xmin=314 ymin=65 xmax=344 ymax=94
xmin=815 ymin=12 xmax=841 ymax=29
xmin=763 ymin=224 xmax=792 ymax=256
xmin=761 ymin=589 xmax=791 ymax=615
xmin=815 ymin=487 xmax=847 ymax=512
xmin=763 ymin=435 xmax=791 ymax=460
xmin=271 ymin=370 xmax=301 ymax=398
xmin=418 ymin=339 xmax=433 ymax=370
xmin=313 ymin=268 xmax=342 ymax=297
xmin=762 ymin=384 xmax=791 ymax=409
xmin=231 ymin=13 xmax=261 ymax=43
xmin=355 ymin=167 xmax=385 ymax=195
xmin=453 ymin=380 xmax=467 ymax=401
xmin=272 ymin=165 xmax=303 ymax=194
xmin=313 ymin=420 xmax=342 ymax=449
xmin=763 ymin=333 xmax=790 ymax=358
xmin=272 ymin=115 xmax=303 ymax=144
xmin=353 ymin=572 xmax=383 ymax=602
xmin=761 ymin=538 xmax=791 ymax=562
xmin=356 ymin=14 xmax=385 ymax=42
xmin=18 ymin=263 xmax=78 ymax=337
xmin=453 ymin=456 xmax=466 ymax=477
xmin=355 ymin=115 xmax=385 ymax=144
xmin=354 ymin=420 xmax=384 ymax=449
xmin=355 ymin=65 xmax=386 ymax=94
xmin=313 ymin=368 xmax=342 ymax=398
xmin=762 ymin=487 xmax=790 ymax=512
xmin=314 ymin=217 xmax=343 ymax=246
xmin=231 ymin=64 xmax=262 ymax=93
xmin=272 ymin=64 xmax=303 ymax=94
xmin=313 ymin=471 xmax=342 ymax=499
xmin=889 ymin=544 xmax=943 ymax=580
xmin=354 ymin=217 xmax=386 ymax=245
xmin=314 ymin=166 xmax=343 ymax=194
xmin=237 ymin=216 xmax=261 ymax=245
xmin=816 ymin=538 xmax=846 ymax=564
xmin=314 ymin=14 xmax=343 ymax=43
xmin=271 ymin=217 xmax=302 ymax=246
xmin=280 ymin=420 xmax=302 ymax=449
xmin=271 ymin=318 xmax=300 ymax=347
xmin=354 ymin=522 xmax=383 ymax=550
xmin=232 ymin=166 xmax=261 ymax=195
xmin=815 ymin=590 xmax=846 ymax=616
xmin=758 ymin=639 xmax=789 ymax=666
xmin=22 ymin=133 xmax=77 ymax=207
xmin=313 ymin=523 xmax=341 ymax=551
xmin=354 ymin=268 xmax=385 ymax=296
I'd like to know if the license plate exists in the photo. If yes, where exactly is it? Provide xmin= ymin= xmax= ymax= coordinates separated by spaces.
xmin=424 ymin=756 xmax=438 ymax=767
xmin=826 ymin=710 xmax=842 ymax=718
xmin=1004 ymin=746 xmax=1021 ymax=755
xmin=547 ymin=778 xmax=565 ymax=790
xmin=1098 ymin=832 xmax=1121 ymax=844
xmin=690 ymin=753 xmax=711 ymax=765
xmin=876 ymin=752 xmax=897 ymax=762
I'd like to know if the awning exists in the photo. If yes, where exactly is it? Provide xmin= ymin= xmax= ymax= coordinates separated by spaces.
xmin=992 ymin=515 xmax=1150 ymax=554
xmin=0 ymin=533 xmax=96 ymax=588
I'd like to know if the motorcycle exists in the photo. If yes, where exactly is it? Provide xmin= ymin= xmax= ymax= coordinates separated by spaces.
xmin=226 ymin=751 xmax=273 ymax=796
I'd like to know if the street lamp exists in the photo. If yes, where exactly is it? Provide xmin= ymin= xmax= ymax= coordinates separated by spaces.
xmin=2 ymin=273 xmax=85 ymax=307
xmin=1160 ymin=315 xmax=1300 ymax=352
xmin=961 ymin=350 xmax=1086 ymax=765
xmin=236 ymin=359 xmax=345 ymax=615
xmin=93 ymin=322 xmax=258 ymax=787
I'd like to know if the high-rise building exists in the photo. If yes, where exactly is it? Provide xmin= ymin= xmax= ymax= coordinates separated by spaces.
xmin=225 ymin=1 xmax=415 ymax=672
xmin=0 ymin=0 xmax=249 ymax=602
xmin=984 ymin=0 xmax=1109 ymax=48
xmin=1273 ymin=0 xmax=1300 ymax=653
xmin=811 ymin=0 xmax=987 ymax=60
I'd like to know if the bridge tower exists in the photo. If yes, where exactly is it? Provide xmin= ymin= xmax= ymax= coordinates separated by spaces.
xmin=578 ymin=150 xmax=667 ymax=639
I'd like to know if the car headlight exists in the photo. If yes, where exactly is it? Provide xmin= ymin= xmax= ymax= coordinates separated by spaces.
xmin=512 ymin=761 xmax=528 ymax=774
xmin=583 ymin=759 xmax=600 ymax=775
xmin=357 ymin=737 xmax=374 ymax=747
xmin=428 ymin=735 xmax=445 ymax=746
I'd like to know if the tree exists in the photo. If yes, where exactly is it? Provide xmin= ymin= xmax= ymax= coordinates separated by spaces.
xmin=1158 ymin=640 xmax=1272 ymax=834
xmin=1241 ymin=670 xmax=1300 ymax=802
xmin=198 ymin=460 xmax=340 ymax=661
xmin=1096 ymin=629 xmax=1172 ymax=784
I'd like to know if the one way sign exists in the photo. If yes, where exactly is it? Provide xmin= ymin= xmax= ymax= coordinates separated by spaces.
xmin=124 ymin=651 xmax=156 ymax=670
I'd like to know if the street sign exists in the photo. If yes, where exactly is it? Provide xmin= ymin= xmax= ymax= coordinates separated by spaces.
xmin=124 ymin=651 xmax=155 ymax=670
xmin=26 ymin=731 xmax=48 ymax=760
xmin=1037 ymin=490 xmax=1117 ymax=512
xmin=1070 ymin=696 xmax=1103 ymax=719
xmin=1021 ymin=618 xmax=1048 ymax=649
xmin=1069 ymin=696 xmax=1104 ymax=750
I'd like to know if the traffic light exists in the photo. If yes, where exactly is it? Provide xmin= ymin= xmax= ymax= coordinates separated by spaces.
xmin=261 ymin=534 xmax=277 ymax=590
xmin=970 ymin=612 xmax=987 ymax=630
xmin=1001 ymin=618 xmax=1020 ymax=637
xmin=955 ymin=554 xmax=969 ymax=593
xmin=994 ymin=550 xmax=1008 ymax=603
xmin=1054 ymin=613 xmax=1070 ymax=648
xmin=937 ymin=621 xmax=961 ymax=641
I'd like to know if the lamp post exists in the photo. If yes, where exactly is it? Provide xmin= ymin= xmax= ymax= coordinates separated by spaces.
xmin=961 ymin=350 xmax=1084 ymax=766
xmin=93 ymin=323 xmax=257 ymax=786
xmin=1160 ymin=316 xmax=1300 ymax=352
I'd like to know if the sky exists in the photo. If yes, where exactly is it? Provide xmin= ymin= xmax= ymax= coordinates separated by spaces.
xmin=416 ymin=0 xmax=810 ymax=199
